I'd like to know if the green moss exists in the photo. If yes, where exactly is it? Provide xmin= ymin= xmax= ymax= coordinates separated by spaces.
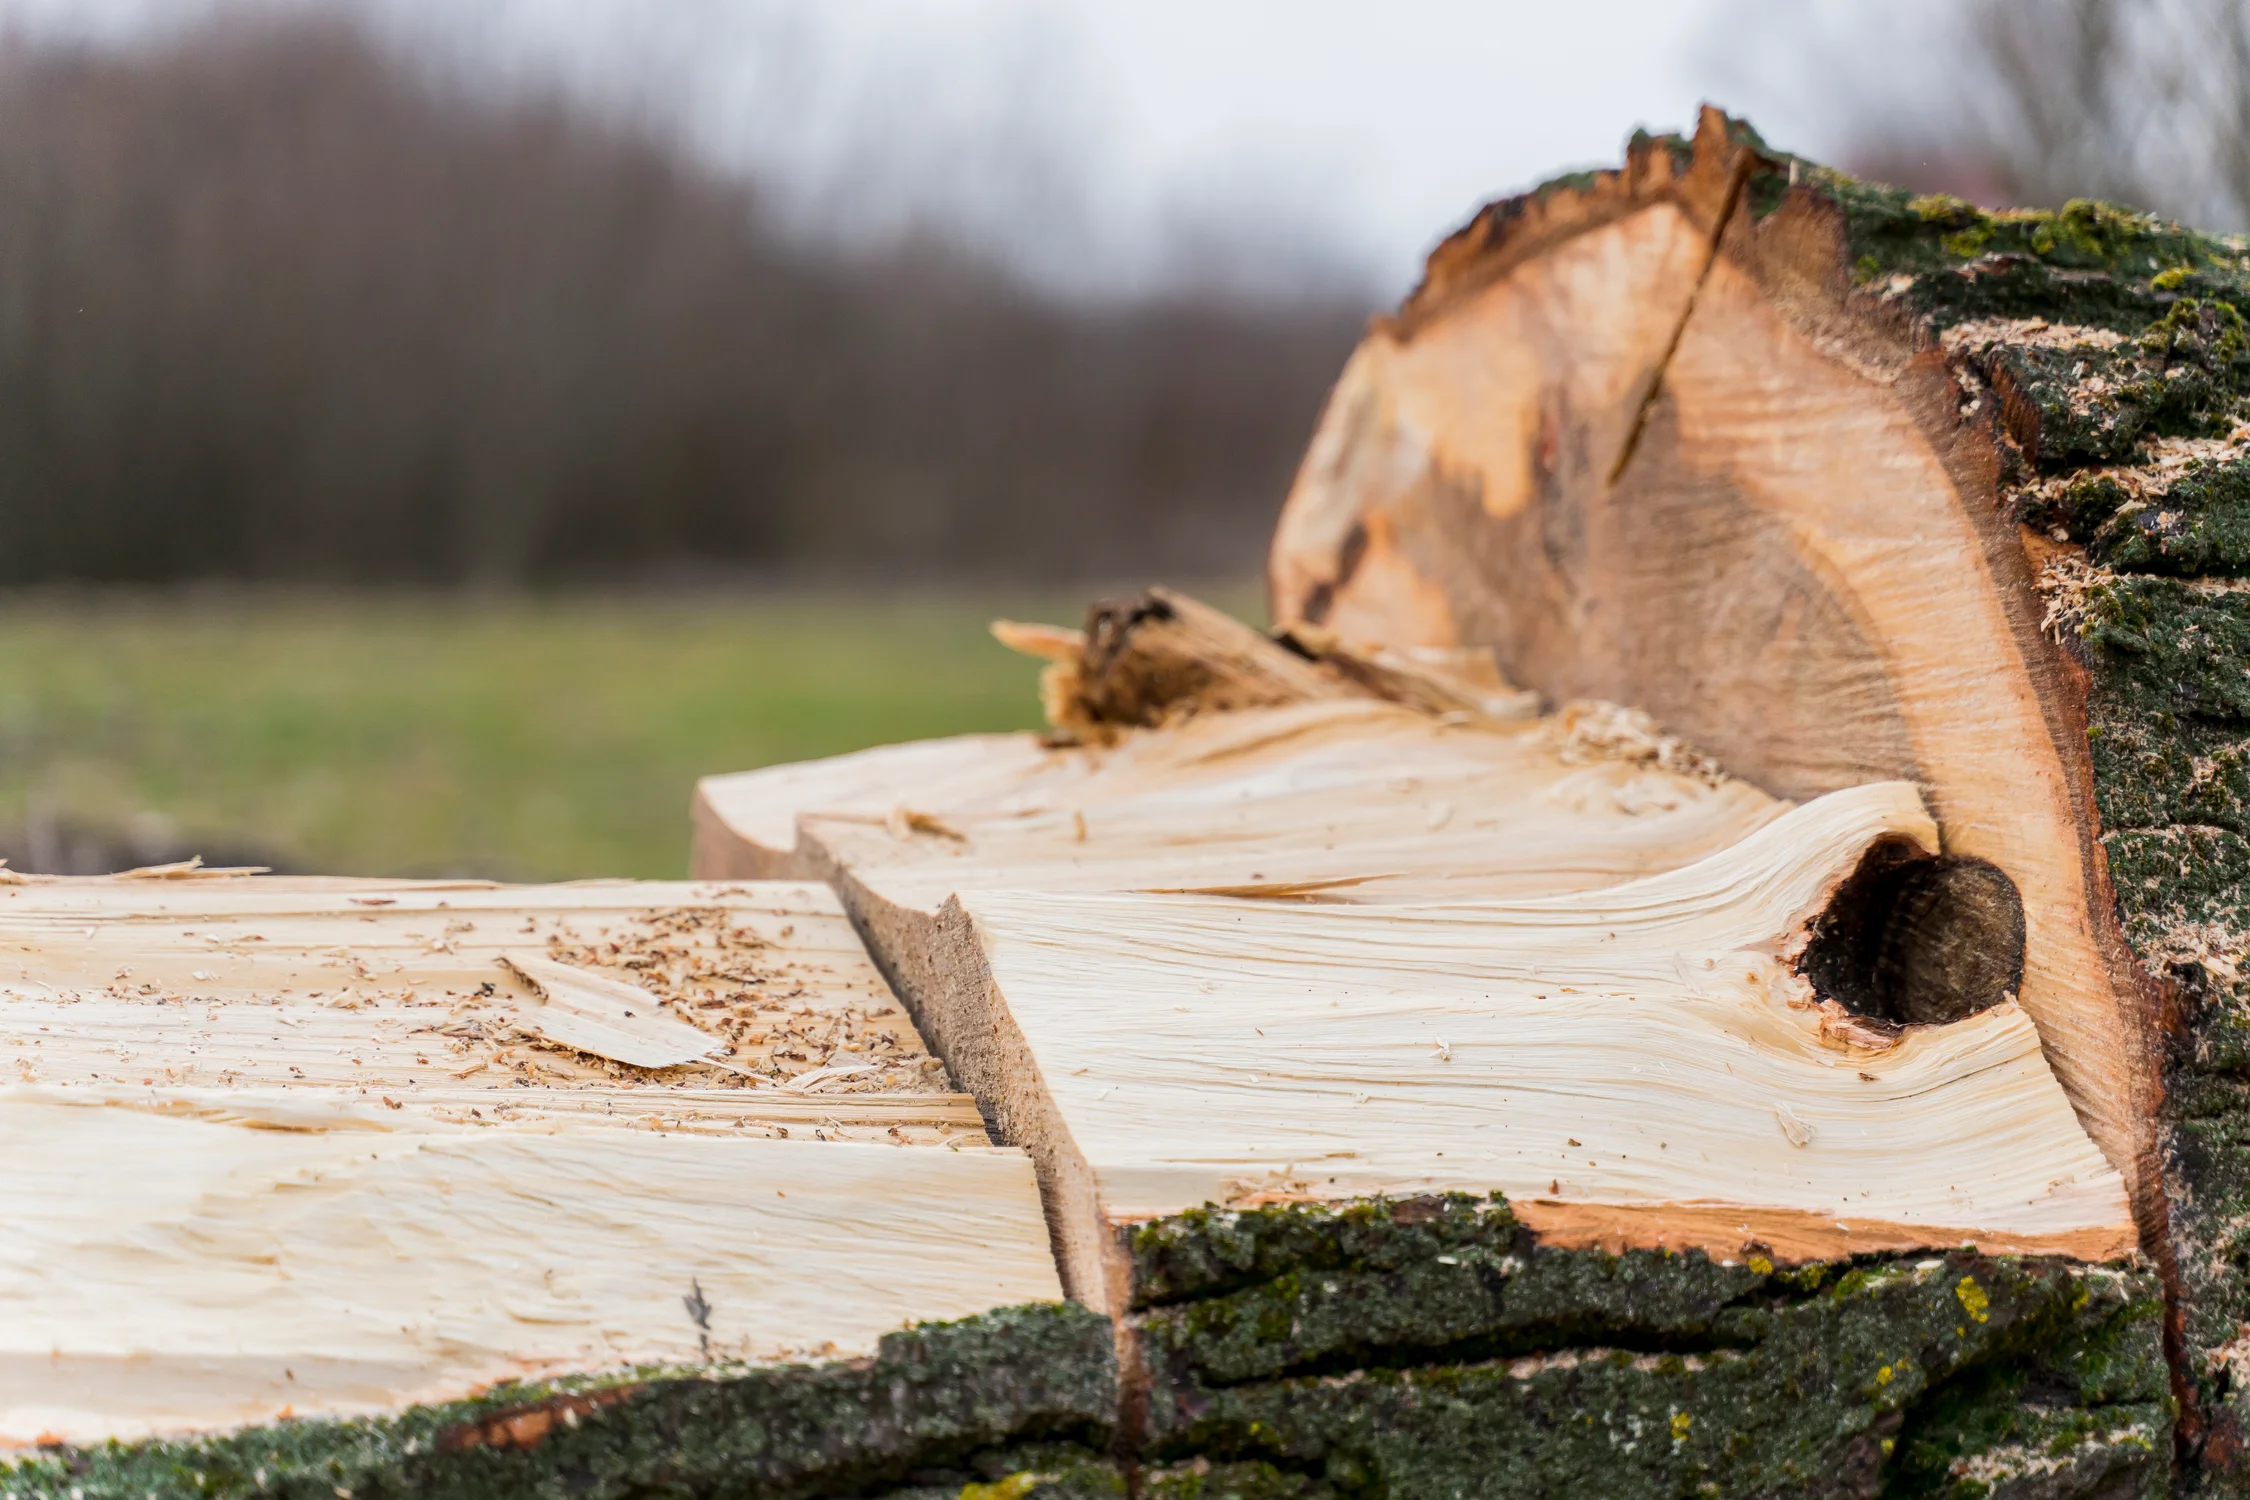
xmin=1532 ymin=169 xmax=1607 ymax=202
xmin=2081 ymin=717 xmax=2250 ymax=838
xmin=1618 ymin=127 xmax=1697 ymax=188
xmin=2142 ymin=296 xmax=2250 ymax=361
xmin=2102 ymin=462 xmax=2250 ymax=575
xmin=2020 ymin=458 xmax=2250 ymax=577
xmin=1140 ymin=1459 xmax=1327 ymax=1499
xmin=1142 ymin=1249 xmax=2165 ymax=1499
xmin=1886 ymin=1388 xmax=2163 ymax=1499
xmin=1706 ymin=120 xmax=2244 ymax=345
xmin=1119 ymin=1192 xmax=2165 ymax=1497
xmin=1818 ymin=179 xmax=2230 ymax=301
xmin=1950 ymin=313 xmax=2247 ymax=469
xmin=2069 ymin=573 xmax=2250 ymax=721
xmin=0 ymin=1302 xmax=1117 ymax=1500
xmin=1128 ymin=1193 xmax=1517 ymax=1308
xmin=2022 ymin=471 xmax=2137 ymax=541
xmin=877 ymin=1444 xmax=1127 ymax=1499
xmin=1141 ymin=1236 xmax=1767 ymax=1393
xmin=2063 ymin=564 xmax=2250 ymax=1452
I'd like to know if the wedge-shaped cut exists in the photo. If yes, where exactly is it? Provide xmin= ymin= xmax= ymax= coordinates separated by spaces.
xmin=923 ymin=782 xmax=2134 ymax=1311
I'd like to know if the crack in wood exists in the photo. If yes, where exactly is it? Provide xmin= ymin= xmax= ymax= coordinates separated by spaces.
xmin=1606 ymin=154 xmax=1754 ymax=487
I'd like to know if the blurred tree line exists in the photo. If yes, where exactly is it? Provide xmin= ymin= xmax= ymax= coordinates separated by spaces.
xmin=0 ymin=16 xmax=1365 ymax=586
xmin=1744 ymin=0 xmax=2250 ymax=233
xmin=1964 ymin=0 xmax=2250 ymax=230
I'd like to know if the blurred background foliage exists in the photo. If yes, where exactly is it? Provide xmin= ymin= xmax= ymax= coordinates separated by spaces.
xmin=0 ymin=591 xmax=1088 ymax=879
xmin=0 ymin=16 xmax=1361 ymax=588
xmin=0 ymin=0 xmax=2239 ymax=877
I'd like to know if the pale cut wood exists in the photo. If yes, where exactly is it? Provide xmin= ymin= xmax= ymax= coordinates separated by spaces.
xmin=924 ymin=781 xmax=2133 ymax=1313
xmin=0 ymin=877 xmax=980 ymax=1140
xmin=692 ymin=733 xmax=1052 ymax=880
xmin=1264 ymin=113 xmax=2151 ymax=1219
xmin=0 ymin=876 xmax=1071 ymax=1447
xmin=499 ymin=951 xmax=751 ymax=1072
xmin=0 ymin=1119 xmax=1058 ymax=1444
xmin=803 ymin=699 xmax=1779 ymax=912
xmin=700 ymin=699 xmax=1789 ymax=1090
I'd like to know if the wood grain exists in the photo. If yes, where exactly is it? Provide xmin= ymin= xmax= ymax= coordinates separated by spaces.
xmin=1266 ymin=141 xmax=2149 ymax=1213
xmin=935 ymin=783 xmax=2134 ymax=1307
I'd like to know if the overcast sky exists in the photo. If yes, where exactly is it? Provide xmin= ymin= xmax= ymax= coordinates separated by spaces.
xmin=0 ymin=0 xmax=1928 ymax=299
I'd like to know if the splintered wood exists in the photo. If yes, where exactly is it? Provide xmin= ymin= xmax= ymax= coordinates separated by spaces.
xmin=0 ymin=878 xmax=1066 ymax=1445
xmin=697 ymin=698 xmax=1784 ymax=912
xmin=696 ymin=690 xmax=1789 ymax=1067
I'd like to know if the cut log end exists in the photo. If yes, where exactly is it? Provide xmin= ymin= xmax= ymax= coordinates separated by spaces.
xmin=1250 ymin=100 xmax=2250 ymax=1479
xmin=36 ymin=100 xmax=2250 ymax=1495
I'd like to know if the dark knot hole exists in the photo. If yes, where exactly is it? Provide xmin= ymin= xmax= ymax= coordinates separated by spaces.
xmin=1798 ymin=837 xmax=2027 ymax=1028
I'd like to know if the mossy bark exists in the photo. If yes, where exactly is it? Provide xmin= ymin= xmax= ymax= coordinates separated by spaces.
xmin=1128 ymin=1195 xmax=2168 ymax=1500
xmin=1721 ymin=140 xmax=2250 ymax=1484
xmin=0 ymin=1303 xmax=1120 ymax=1500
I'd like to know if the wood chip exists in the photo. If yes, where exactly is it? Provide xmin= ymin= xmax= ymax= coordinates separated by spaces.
xmin=498 ymin=952 xmax=745 ymax=1073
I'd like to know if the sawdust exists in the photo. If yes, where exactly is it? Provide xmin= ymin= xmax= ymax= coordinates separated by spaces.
xmin=534 ymin=906 xmax=952 ymax=1095
xmin=1541 ymin=700 xmax=1729 ymax=786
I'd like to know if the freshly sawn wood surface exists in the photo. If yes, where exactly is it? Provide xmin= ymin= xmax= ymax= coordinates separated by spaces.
xmin=0 ymin=875 xmax=1111 ymax=1498
xmin=27 ymin=100 xmax=2250 ymax=1499
xmin=940 ymin=782 xmax=2128 ymax=1289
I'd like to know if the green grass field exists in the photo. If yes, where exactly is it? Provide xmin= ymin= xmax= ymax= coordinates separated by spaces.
xmin=0 ymin=588 xmax=1253 ymax=880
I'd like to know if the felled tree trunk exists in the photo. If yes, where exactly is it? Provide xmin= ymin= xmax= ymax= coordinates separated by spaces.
xmin=1265 ymin=104 xmax=2250 ymax=1487
xmin=24 ymin=107 xmax=2247 ymax=1500
xmin=693 ymin=109 xmax=2250 ymax=1496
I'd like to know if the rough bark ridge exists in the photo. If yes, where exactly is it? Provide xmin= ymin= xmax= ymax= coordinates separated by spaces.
xmin=1129 ymin=1196 xmax=2167 ymax=1499
xmin=1264 ymin=105 xmax=2250 ymax=1488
